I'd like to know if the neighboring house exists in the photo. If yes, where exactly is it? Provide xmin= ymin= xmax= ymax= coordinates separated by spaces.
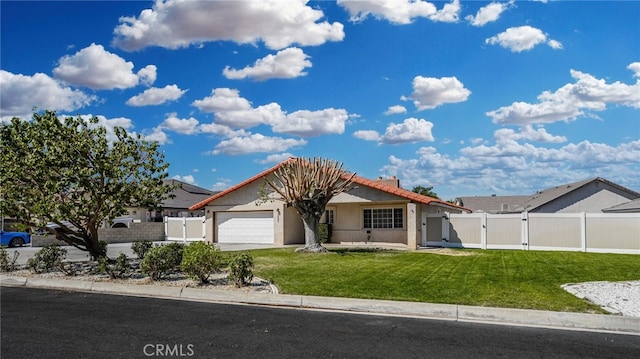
xmin=120 ymin=179 xmax=217 ymax=224
xmin=189 ymin=159 xmax=469 ymax=249
xmin=455 ymin=177 xmax=640 ymax=214
xmin=603 ymin=198 xmax=640 ymax=213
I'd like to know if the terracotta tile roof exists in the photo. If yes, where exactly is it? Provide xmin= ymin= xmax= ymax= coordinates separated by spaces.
xmin=349 ymin=175 xmax=470 ymax=211
xmin=189 ymin=158 xmax=470 ymax=212
xmin=189 ymin=159 xmax=293 ymax=211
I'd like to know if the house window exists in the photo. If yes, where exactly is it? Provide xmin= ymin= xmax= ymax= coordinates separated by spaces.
xmin=363 ymin=208 xmax=403 ymax=229
xmin=324 ymin=210 xmax=334 ymax=224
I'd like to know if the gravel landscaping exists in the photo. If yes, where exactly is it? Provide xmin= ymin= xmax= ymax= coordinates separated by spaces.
xmin=5 ymin=259 xmax=275 ymax=294
xmin=562 ymin=280 xmax=640 ymax=317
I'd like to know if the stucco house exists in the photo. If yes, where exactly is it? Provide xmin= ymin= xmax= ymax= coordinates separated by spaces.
xmin=454 ymin=177 xmax=640 ymax=214
xmin=189 ymin=160 xmax=469 ymax=250
xmin=119 ymin=179 xmax=217 ymax=224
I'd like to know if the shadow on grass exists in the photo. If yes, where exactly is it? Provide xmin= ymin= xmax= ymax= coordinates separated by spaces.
xmin=330 ymin=247 xmax=391 ymax=255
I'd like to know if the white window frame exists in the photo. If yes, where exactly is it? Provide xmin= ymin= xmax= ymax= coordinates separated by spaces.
xmin=363 ymin=207 xmax=404 ymax=229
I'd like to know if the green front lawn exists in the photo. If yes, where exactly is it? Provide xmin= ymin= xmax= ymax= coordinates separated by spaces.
xmin=249 ymin=248 xmax=640 ymax=313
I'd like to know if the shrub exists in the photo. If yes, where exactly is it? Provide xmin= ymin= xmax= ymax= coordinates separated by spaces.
xmin=0 ymin=246 xmax=19 ymax=272
xmin=318 ymin=223 xmax=332 ymax=243
xmin=164 ymin=242 xmax=184 ymax=266
xmin=228 ymin=252 xmax=254 ymax=287
xmin=180 ymin=241 xmax=222 ymax=284
xmin=140 ymin=243 xmax=183 ymax=280
xmin=131 ymin=240 xmax=153 ymax=259
xmin=27 ymin=244 xmax=68 ymax=273
xmin=97 ymin=253 xmax=131 ymax=279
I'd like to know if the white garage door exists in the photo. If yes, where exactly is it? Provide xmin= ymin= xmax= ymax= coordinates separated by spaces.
xmin=217 ymin=211 xmax=274 ymax=244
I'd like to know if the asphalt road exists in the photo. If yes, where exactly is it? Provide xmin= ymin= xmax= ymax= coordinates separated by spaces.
xmin=2 ymin=287 xmax=639 ymax=359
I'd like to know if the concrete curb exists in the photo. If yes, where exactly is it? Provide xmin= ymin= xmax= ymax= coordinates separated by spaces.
xmin=2 ymin=275 xmax=638 ymax=335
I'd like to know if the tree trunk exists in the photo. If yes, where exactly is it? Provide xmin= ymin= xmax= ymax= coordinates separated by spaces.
xmin=297 ymin=213 xmax=327 ymax=253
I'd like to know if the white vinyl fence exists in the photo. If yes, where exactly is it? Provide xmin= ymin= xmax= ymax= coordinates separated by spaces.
xmin=427 ymin=212 xmax=639 ymax=254
xmin=164 ymin=216 xmax=206 ymax=242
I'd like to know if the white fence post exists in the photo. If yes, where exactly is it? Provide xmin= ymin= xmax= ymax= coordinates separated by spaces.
xmin=182 ymin=217 xmax=187 ymax=243
xmin=442 ymin=212 xmax=450 ymax=247
xmin=521 ymin=211 xmax=529 ymax=250
xmin=581 ymin=212 xmax=587 ymax=252
xmin=481 ymin=213 xmax=487 ymax=250
xmin=201 ymin=216 xmax=206 ymax=241
xmin=164 ymin=216 xmax=168 ymax=241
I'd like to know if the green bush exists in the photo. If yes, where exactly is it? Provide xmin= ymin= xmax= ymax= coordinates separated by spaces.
xmin=318 ymin=223 xmax=332 ymax=243
xmin=228 ymin=252 xmax=254 ymax=287
xmin=0 ymin=246 xmax=19 ymax=272
xmin=140 ymin=243 xmax=183 ymax=280
xmin=164 ymin=242 xmax=184 ymax=265
xmin=97 ymin=253 xmax=131 ymax=279
xmin=27 ymin=244 xmax=68 ymax=273
xmin=180 ymin=241 xmax=222 ymax=284
xmin=131 ymin=240 xmax=153 ymax=259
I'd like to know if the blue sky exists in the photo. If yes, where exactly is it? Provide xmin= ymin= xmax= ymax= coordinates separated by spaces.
xmin=1 ymin=0 xmax=639 ymax=201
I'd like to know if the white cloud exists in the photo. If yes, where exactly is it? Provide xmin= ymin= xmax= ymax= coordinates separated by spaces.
xmin=172 ymin=175 xmax=196 ymax=185
xmin=402 ymin=76 xmax=471 ymax=110
xmin=338 ymin=0 xmax=459 ymax=24
xmin=70 ymin=114 xmax=136 ymax=143
xmin=353 ymin=130 xmax=382 ymax=142
xmin=485 ymin=26 xmax=562 ymax=52
xmin=217 ymin=102 xmax=285 ymax=129
xmin=465 ymin=1 xmax=513 ymax=27
xmin=257 ymin=153 xmax=295 ymax=164
xmin=159 ymin=115 xmax=199 ymax=135
xmin=143 ymin=127 xmax=170 ymax=145
xmin=211 ymin=134 xmax=307 ymax=155
xmin=223 ymin=47 xmax=312 ymax=81
xmin=199 ymin=122 xmax=250 ymax=138
xmin=338 ymin=0 xmax=437 ymax=25
xmin=381 ymin=118 xmax=434 ymax=144
xmin=271 ymin=108 xmax=348 ymax=137
xmin=384 ymin=105 xmax=407 ymax=115
xmin=210 ymin=179 xmax=232 ymax=191
xmin=354 ymin=117 xmax=434 ymax=144
xmin=52 ymin=43 xmax=156 ymax=89
xmin=628 ymin=62 xmax=640 ymax=77
xmin=429 ymin=0 xmax=461 ymax=23
xmin=84 ymin=114 xmax=134 ymax=136
xmin=137 ymin=65 xmax=158 ymax=86
xmin=487 ymin=65 xmax=640 ymax=124
xmin=495 ymin=125 xmax=567 ymax=144
xmin=0 ymin=70 xmax=95 ymax=120
xmin=112 ymin=0 xmax=344 ymax=51
xmin=380 ymin=138 xmax=640 ymax=199
xmin=547 ymin=39 xmax=563 ymax=50
xmin=126 ymin=84 xmax=187 ymax=106
xmin=192 ymin=88 xmax=253 ymax=113
xmin=193 ymin=88 xmax=350 ymax=136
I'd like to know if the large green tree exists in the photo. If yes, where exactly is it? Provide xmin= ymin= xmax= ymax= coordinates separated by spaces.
xmin=412 ymin=185 xmax=439 ymax=199
xmin=263 ymin=157 xmax=355 ymax=253
xmin=0 ymin=111 xmax=174 ymax=259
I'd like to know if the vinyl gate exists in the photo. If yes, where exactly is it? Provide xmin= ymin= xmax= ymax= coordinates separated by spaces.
xmin=164 ymin=216 xmax=206 ymax=242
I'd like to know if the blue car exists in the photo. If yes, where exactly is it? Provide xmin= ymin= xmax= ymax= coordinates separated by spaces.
xmin=0 ymin=230 xmax=31 ymax=247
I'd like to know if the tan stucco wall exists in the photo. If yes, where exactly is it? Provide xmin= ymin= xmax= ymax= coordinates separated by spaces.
xmin=283 ymin=206 xmax=304 ymax=245
xmin=328 ymin=201 xmax=411 ymax=245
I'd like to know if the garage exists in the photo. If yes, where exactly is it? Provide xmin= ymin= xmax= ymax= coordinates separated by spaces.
xmin=216 ymin=211 xmax=274 ymax=244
